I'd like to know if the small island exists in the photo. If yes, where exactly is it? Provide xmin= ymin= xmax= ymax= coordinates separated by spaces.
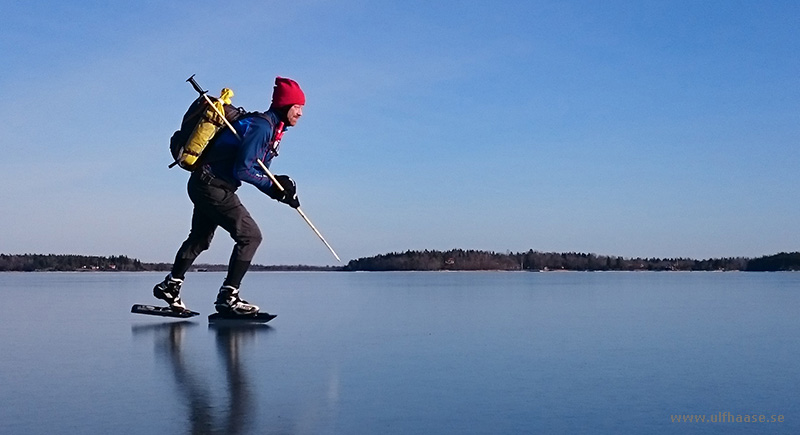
xmin=1 ymin=251 xmax=799 ymax=272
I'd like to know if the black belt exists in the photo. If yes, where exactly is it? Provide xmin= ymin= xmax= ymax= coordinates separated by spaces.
xmin=194 ymin=168 xmax=237 ymax=191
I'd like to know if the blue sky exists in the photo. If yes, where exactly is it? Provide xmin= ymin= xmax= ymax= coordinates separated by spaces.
xmin=1 ymin=0 xmax=798 ymax=266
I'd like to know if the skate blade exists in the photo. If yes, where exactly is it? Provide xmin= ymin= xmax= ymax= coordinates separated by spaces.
xmin=131 ymin=304 xmax=200 ymax=318
xmin=208 ymin=312 xmax=276 ymax=323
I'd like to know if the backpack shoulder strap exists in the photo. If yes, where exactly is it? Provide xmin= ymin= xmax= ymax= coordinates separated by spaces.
xmin=240 ymin=111 xmax=285 ymax=157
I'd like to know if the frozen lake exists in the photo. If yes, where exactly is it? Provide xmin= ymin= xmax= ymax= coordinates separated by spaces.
xmin=0 ymin=271 xmax=798 ymax=434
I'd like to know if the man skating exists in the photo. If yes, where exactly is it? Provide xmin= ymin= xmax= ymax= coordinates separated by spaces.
xmin=153 ymin=77 xmax=305 ymax=316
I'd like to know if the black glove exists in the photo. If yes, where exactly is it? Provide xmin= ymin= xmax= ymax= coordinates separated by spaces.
xmin=266 ymin=175 xmax=300 ymax=208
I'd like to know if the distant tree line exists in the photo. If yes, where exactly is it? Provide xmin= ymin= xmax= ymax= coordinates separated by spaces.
xmin=0 ymin=254 xmax=339 ymax=272
xmin=744 ymin=252 xmax=800 ymax=271
xmin=2 ymin=251 xmax=799 ymax=272
xmin=344 ymin=250 xmax=800 ymax=272
xmin=345 ymin=249 xmax=521 ymax=271
xmin=0 ymin=254 xmax=150 ymax=272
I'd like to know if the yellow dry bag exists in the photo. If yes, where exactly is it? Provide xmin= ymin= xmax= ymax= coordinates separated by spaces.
xmin=169 ymin=87 xmax=242 ymax=171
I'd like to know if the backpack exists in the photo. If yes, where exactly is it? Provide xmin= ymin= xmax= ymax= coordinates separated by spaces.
xmin=169 ymin=88 xmax=245 ymax=171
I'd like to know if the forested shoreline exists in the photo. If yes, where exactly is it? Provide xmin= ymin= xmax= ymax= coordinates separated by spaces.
xmin=0 ymin=254 xmax=337 ymax=272
xmin=345 ymin=250 xmax=799 ymax=271
xmin=2 ymin=251 xmax=799 ymax=272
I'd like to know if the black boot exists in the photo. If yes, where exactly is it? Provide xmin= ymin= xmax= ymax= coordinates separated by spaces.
xmin=214 ymin=285 xmax=259 ymax=316
xmin=153 ymin=274 xmax=187 ymax=312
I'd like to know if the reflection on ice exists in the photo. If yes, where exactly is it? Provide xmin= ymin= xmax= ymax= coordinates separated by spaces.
xmin=131 ymin=322 xmax=273 ymax=434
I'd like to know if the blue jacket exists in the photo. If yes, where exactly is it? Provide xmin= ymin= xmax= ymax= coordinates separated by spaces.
xmin=201 ymin=110 xmax=285 ymax=194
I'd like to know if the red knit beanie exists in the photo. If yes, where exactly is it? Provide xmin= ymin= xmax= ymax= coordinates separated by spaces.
xmin=271 ymin=77 xmax=305 ymax=108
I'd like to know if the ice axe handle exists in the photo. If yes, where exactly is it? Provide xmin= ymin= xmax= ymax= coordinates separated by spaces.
xmin=186 ymin=74 xmax=207 ymax=95
xmin=256 ymin=158 xmax=342 ymax=263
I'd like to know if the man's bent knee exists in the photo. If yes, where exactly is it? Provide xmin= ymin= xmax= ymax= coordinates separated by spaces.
xmin=236 ymin=227 xmax=262 ymax=261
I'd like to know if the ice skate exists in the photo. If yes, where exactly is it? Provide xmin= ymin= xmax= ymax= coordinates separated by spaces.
xmin=153 ymin=274 xmax=188 ymax=313
xmin=214 ymin=285 xmax=260 ymax=317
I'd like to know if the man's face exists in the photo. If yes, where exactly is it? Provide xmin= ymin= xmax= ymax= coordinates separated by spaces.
xmin=286 ymin=104 xmax=303 ymax=126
